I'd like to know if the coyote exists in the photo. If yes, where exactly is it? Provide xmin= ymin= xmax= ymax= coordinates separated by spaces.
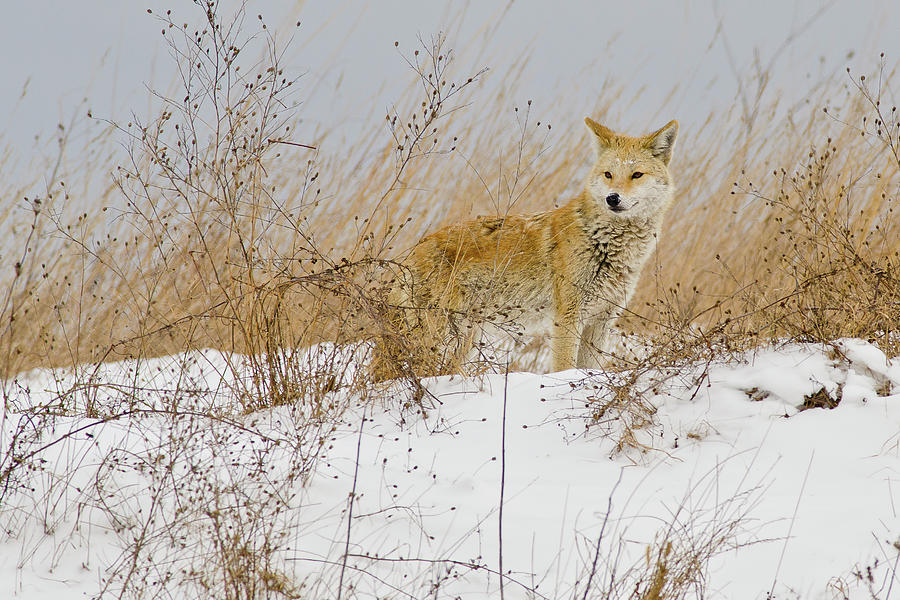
xmin=374 ymin=117 xmax=678 ymax=377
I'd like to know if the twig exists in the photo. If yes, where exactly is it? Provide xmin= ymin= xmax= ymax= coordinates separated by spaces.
xmin=337 ymin=405 xmax=367 ymax=600
xmin=289 ymin=556 xmax=418 ymax=600
xmin=769 ymin=451 xmax=814 ymax=597
xmin=343 ymin=554 xmax=551 ymax=599
xmin=499 ymin=361 xmax=509 ymax=600
xmin=884 ymin=536 xmax=900 ymax=600
xmin=267 ymin=138 xmax=317 ymax=150
xmin=580 ymin=468 xmax=624 ymax=600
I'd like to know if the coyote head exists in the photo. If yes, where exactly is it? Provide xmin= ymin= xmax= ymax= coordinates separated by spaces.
xmin=583 ymin=118 xmax=678 ymax=219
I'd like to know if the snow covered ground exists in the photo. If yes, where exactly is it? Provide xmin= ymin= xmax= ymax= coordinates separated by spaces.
xmin=2 ymin=339 xmax=899 ymax=598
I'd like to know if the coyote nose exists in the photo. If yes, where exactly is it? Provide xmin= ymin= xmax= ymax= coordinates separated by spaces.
xmin=605 ymin=193 xmax=620 ymax=208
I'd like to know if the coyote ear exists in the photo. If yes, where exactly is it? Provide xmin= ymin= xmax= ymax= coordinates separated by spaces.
xmin=584 ymin=117 xmax=615 ymax=156
xmin=645 ymin=120 xmax=678 ymax=165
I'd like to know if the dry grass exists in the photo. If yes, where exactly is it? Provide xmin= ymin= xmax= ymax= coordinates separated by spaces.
xmin=2 ymin=18 xmax=898 ymax=390
xmin=621 ymin=59 xmax=900 ymax=363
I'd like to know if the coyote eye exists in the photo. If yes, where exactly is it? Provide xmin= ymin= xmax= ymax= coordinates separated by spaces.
xmin=631 ymin=171 xmax=643 ymax=179
xmin=604 ymin=171 xmax=612 ymax=179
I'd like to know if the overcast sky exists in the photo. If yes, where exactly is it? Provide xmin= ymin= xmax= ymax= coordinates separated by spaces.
xmin=2 ymin=0 xmax=899 ymax=171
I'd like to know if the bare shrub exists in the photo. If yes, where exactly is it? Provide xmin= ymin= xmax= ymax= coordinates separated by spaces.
xmin=571 ymin=459 xmax=765 ymax=600
xmin=827 ymin=539 xmax=900 ymax=600
xmin=615 ymin=59 xmax=900 ymax=368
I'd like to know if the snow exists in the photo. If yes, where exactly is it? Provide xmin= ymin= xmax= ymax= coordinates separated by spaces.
xmin=2 ymin=340 xmax=899 ymax=598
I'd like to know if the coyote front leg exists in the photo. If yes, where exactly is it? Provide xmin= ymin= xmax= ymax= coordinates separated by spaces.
xmin=576 ymin=302 xmax=622 ymax=369
xmin=552 ymin=280 xmax=581 ymax=371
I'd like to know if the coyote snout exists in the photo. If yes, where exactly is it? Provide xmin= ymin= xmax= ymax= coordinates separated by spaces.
xmin=372 ymin=117 xmax=678 ymax=378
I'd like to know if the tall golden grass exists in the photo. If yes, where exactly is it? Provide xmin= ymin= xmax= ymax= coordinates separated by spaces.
xmin=1 ymin=3 xmax=898 ymax=387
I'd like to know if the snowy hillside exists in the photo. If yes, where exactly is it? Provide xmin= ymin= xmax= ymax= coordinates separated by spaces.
xmin=2 ymin=339 xmax=898 ymax=599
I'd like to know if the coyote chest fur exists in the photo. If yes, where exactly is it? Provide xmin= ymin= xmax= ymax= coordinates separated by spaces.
xmin=387 ymin=117 xmax=678 ymax=374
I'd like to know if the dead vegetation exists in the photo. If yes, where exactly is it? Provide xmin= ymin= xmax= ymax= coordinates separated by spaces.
xmin=3 ymin=20 xmax=899 ymax=391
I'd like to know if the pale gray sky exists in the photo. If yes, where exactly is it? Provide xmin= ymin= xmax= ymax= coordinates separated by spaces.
xmin=2 ymin=1 xmax=898 ymax=170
